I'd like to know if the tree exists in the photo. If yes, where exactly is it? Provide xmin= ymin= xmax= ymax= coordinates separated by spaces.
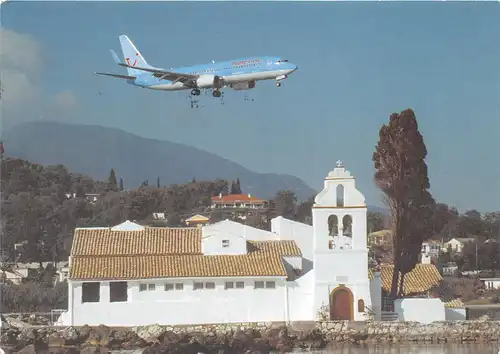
xmin=108 ymin=168 xmax=118 ymax=191
xmin=119 ymin=177 xmax=124 ymax=191
xmin=157 ymin=176 xmax=160 ymax=188
xmin=367 ymin=211 xmax=385 ymax=233
xmin=372 ymin=109 xmax=436 ymax=299
xmin=192 ymin=177 xmax=196 ymax=183
xmin=273 ymin=190 xmax=297 ymax=220
xmin=230 ymin=179 xmax=242 ymax=194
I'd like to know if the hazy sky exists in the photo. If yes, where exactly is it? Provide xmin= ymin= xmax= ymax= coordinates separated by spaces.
xmin=1 ymin=1 xmax=499 ymax=213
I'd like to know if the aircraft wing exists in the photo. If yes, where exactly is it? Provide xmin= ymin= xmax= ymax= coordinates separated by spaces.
xmin=118 ymin=63 xmax=198 ymax=83
xmin=95 ymin=72 xmax=136 ymax=80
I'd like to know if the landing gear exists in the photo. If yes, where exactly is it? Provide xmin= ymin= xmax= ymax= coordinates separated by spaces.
xmin=191 ymin=89 xmax=201 ymax=96
xmin=276 ymin=82 xmax=281 ymax=87
xmin=212 ymin=90 xmax=222 ymax=98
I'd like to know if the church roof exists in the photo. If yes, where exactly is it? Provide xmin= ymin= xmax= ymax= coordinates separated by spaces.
xmin=369 ymin=263 xmax=465 ymax=308
xmin=69 ymin=226 xmax=301 ymax=280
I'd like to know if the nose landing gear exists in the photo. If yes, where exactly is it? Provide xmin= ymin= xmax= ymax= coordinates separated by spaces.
xmin=191 ymin=89 xmax=201 ymax=96
xmin=276 ymin=82 xmax=281 ymax=87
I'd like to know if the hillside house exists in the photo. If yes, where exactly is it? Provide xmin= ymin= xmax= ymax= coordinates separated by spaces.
xmin=185 ymin=214 xmax=210 ymax=228
xmin=60 ymin=161 xmax=463 ymax=327
xmin=420 ymin=240 xmax=443 ymax=264
xmin=443 ymin=238 xmax=476 ymax=253
xmin=368 ymin=230 xmax=393 ymax=246
xmin=211 ymin=194 xmax=266 ymax=210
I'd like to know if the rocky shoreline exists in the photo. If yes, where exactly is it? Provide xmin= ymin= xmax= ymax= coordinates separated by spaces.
xmin=2 ymin=314 xmax=500 ymax=353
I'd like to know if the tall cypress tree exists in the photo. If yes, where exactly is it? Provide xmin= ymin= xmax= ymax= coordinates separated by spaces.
xmin=119 ymin=177 xmax=124 ymax=191
xmin=157 ymin=176 xmax=160 ymax=188
xmin=373 ymin=108 xmax=436 ymax=299
xmin=108 ymin=168 xmax=118 ymax=191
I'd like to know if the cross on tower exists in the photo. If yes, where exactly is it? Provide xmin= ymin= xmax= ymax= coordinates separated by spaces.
xmin=335 ymin=160 xmax=344 ymax=168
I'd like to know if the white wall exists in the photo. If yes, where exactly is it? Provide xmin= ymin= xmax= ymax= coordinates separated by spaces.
xmin=445 ymin=307 xmax=466 ymax=320
xmin=286 ymin=273 xmax=314 ymax=322
xmin=394 ymin=298 xmax=445 ymax=324
xmin=271 ymin=217 xmax=313 ymax=260
xmin=369 ymin=272 xmax=382 ymax=320
xmin=67 ymin=277 xmax=289 ymax=326
xmin=202 ymin=221 xmax=247 ymax=255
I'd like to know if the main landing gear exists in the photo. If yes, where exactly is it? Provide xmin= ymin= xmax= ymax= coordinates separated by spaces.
xmin=276 ymin=82 xmax=281 ymax=87
xmin=212 ymin=90 xmax=222 ymax=98
xmin=191 ymin=89 xmax=201 ymax=96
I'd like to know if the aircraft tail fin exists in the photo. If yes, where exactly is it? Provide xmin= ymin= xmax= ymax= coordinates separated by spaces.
xmin=118 ymin=35 xmax=153 ymax=76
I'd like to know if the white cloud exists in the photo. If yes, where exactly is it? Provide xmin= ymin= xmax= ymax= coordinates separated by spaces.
xmin=0 ymin=28 xmax=79 ymax=125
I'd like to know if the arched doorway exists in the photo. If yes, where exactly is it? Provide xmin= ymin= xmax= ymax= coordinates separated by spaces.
xmin=329 ymin=285 xmax=353 ymax=320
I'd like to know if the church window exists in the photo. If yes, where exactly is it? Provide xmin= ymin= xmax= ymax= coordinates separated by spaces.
xmin=336 ymin=184 xmax=344 ymax=207
xmin=357 ymin=299 xmax=365 ymax=313
xmin=81 ymin=282 xmax=100 ymax=303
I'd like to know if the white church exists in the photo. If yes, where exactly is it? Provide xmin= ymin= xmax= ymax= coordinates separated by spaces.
xmin=60 ymin=161 xmax=463 ymax=326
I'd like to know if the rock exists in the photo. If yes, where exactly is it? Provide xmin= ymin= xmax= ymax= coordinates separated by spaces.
xmin=478 ymin=315 xmax=490 ymax=321
xmin=134 ymin=324 xmax=167 ymax=343
xmin=62 ymin=326 xmax=80 ymax=344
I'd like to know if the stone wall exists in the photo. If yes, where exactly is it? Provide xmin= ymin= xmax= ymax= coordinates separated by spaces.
xmin=4 ymin=315 xmax=500 ymax=353
xmin=316 ymin=319 xmax=500 ymax=343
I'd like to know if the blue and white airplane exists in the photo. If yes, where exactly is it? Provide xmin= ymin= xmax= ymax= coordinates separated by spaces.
xmin=96 ymin=35 xmax=298 ymax=98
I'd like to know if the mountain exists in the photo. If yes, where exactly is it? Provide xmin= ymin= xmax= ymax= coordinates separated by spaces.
xmin=4 ymin=121 xmax=316 ymax=201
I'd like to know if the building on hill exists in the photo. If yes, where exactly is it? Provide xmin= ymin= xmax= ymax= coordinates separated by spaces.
xmin=443 ymin=237 xmax=476 ymax=253
xmin=185 ymin=214 xmax=210 ymax=228
xmin=59 ymin=161 xmax=463 ymax=327
xmin=211 ymin=193 xmax=267 ymax=210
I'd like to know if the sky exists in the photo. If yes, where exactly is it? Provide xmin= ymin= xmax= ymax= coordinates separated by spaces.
xmin=1 ymin=1 xmax=499 ymax=213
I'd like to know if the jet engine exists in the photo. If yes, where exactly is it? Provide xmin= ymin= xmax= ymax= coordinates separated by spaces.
xmin=230 ymin=81 xmax=256 ymax=91
xmin=196 ymin=75 xmax=224 ymax=89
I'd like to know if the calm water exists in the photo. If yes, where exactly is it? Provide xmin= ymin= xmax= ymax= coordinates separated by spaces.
xmin=312 ymin=344 xmax=499 ymax=354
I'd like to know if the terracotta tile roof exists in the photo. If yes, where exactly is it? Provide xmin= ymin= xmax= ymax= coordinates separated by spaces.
xmin=368 ymin=264 xmax=465 ymax=308
xmin=69 ymin=226 xmax=301 ymax=280
xmin=369 ymin=264 xmax=442 ymax=294
xmin=71 ymin=227 xmax=202 ymax=256
xmin=211 ymin=194 xmax=265 ymax=203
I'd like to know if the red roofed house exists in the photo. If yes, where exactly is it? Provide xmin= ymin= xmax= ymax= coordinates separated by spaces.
xmin=211 ymin=193 xmax=267 ymax=210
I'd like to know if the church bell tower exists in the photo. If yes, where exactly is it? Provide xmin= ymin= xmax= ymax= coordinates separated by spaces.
xmin=312 ymin=161 xmax=371 ymax=321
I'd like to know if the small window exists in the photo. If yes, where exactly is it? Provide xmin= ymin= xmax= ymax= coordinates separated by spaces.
xmin=235 ymin=281 xmax=244 ymax=289
xmin=165 ymin=284 xmax=174 ymax=291
xmin=193 ymin=282 xmax=204 ymax=290
xmin=265 ymin=281 xmax=276 ymax=289
xmin=225 ymin=282 xmax=234 ymax=289
xmin=139 ymin=284 xmax=147 ymax=292
xmin=110 ymin=281 xmax=128 ymax=302
xmin=358 ymin=299 xmax=365 ymax=313
xmin=254 ymin=281 xmax=264 ymax=289
xmin=148 ymin=284 xmax=156 ymax=291
xmin=222 ymin=240 xmax=230 ymax=247
xmin=175 ymin=283 xmax=183 ymax=290
xmin=205 ymin=282 xmax=215 ymax=289
xmin=82 ymin=282 xmax=100 ymax=303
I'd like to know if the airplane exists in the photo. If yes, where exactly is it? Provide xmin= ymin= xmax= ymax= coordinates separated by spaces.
xmin=95 ymin=35 xmax=298 ymax=98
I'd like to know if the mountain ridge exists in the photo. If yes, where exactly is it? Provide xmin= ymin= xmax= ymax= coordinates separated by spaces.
xmin=4 ymin=121 xmax=317 ymax=201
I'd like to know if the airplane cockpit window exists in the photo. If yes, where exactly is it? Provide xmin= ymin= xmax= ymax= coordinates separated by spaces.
xmin=276 ymin=59 xmax=289 ymax=64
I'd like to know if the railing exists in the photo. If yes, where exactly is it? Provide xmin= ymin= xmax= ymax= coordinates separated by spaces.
xmin=381 ymin=311 xmax=399 ymax=321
